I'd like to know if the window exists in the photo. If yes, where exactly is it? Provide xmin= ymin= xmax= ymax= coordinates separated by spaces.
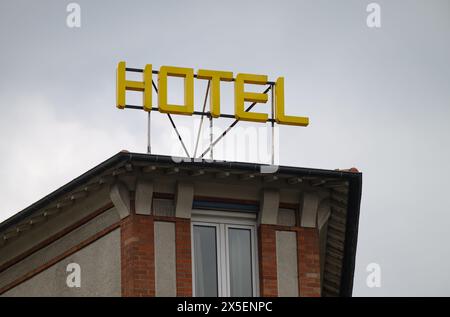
xmin=193 ymin=225 xmax=219 ymax=296
xmin=191 ymin=210 xmax=258 ymax=297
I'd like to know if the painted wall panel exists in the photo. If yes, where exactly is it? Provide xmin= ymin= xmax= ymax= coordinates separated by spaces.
xmin=2 ymin=229 xmax=121 ymax=297
xmin=0 ymin=207 xmax=119 ymax=290
xmin=154 ymin=221 xmax=176 ymax=296
xmin=276 ymin=231 xmax=299 ymax=296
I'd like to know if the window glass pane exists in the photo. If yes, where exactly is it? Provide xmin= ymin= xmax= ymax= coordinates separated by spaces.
xmin=228 ymin=228 xmax=252 ymax=296
xmin=193 ymin=225 xmax=218 ymax=296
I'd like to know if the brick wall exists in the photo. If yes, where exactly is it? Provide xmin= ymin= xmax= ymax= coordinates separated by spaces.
xmin=298 ymin=228 xmax=321 ymax=297
xmin=175 ymin=218 xmax=192 ymax=296
xmin=120 ymin=213 xmax=155 ymax=297
xmin=120 ymin=213 xmax=192 ymax=297
xmin=119 ymin=206 xmax=320 ymax=297
xmin=258 ymin=225 xmax=278 ymax=296
xmin=258 ymin=225 xmax=321 ymax=297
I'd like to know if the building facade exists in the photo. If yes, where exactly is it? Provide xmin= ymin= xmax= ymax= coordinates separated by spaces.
xmin=0 ymin=151 xmax=362 ymax=297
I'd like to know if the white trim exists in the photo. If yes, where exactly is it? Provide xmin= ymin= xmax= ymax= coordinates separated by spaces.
xmin=191 ymin=210 xmax=259 ymax=297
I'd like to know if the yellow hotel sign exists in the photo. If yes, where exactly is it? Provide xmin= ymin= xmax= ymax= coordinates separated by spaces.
xmin=116 ymin=61 xmax=309 ymax=126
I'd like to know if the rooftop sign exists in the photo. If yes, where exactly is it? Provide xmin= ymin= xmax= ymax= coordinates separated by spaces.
xmin=115 ymin=61 xmax=309 ymax=161
xmin=116 ymin=62 xmax=309 ymax=126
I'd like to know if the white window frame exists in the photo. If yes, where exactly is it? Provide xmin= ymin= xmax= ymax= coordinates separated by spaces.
xmin=191 ymin=209 xmax=259 ymax=297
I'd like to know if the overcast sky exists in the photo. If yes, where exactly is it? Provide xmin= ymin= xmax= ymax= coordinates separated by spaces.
xmin=0 ymin=0 xmax=449 ymax=296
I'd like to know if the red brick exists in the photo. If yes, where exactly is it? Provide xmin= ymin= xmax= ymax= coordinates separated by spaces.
xmin=121 ymin=213 xmax=155 ymax=297
xmin=176 ymin=219 xmax=192 ymax=296
xmin=258 ymin=225 xmax=278 ymax=297
xmin=298 ymin=228 xmax=321 ymax=297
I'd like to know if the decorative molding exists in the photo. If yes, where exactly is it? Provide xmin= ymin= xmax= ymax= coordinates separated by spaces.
xmin=258 ymin=188 xmax=280 ymax=225
xmin=175 ymin=182 xmax=194 ymax=219
xmin=317 ymin=199 xmax=331 ymax=230
xmin=300 ymin=192 xmax=320 ymax=228
xmin=0 ymin=202 xmax=114 ymax=274
xmin=135 ymin=180 xmax=154 ymax=215
xmin=110 ymin=182 xmax=131 ymax=219
xmin=0 ymin=222 xmax=120 ymax=295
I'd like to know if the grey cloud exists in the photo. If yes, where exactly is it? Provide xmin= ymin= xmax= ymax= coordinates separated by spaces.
xmin=0 ymin=0 xmax=449 ymax=296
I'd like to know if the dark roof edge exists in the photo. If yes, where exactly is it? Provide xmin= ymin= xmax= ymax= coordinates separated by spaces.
xmin=127 ymin=152 xmax=362 ymax=178
xmin=0 ymin=151 xmax=363 ymax=241
xmin=0 ymin=151 xmax=129 ymax=232
xmin=339 ymin=173 xmax=363 ymax=297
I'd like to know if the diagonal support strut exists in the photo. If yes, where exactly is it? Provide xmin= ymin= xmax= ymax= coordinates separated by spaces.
xmin=199 ymin=85 xmax=272 ymax=159
xmin=151 ymin=80 xmax=191 ymax=158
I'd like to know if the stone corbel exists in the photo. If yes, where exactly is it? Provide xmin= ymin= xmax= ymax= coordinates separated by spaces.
xmin=300 ymin=191 xmax=319 ymax=228
xmin=135 ymin=179 xmax=154 ymax=215
xmin=317 ymin=199 xmax=331 ymax=230
xmin=110 ymin=181 xmax=131 ymax=219
xmin=258 ymin=188 xmax=280 ymax=225
xmin=175 ymin=182 xmax=194 ymax=219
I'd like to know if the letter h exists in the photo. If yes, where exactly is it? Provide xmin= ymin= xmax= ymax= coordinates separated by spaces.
xmin=116 ymin=61 xmax=153 ymax=111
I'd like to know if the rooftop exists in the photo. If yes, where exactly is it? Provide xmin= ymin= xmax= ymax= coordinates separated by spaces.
xmin=0 ymin=151 xmax=362 ymax=296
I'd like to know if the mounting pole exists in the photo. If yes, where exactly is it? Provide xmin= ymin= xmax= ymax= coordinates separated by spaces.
xmin=147 ymin=111 xmax=151 ymax=154
xmin=199 ymin=86 xmax=271 ymax=159
xmin=271 ymin=84 xmax=275 ymax=165
xmin=151 ymin=79 xmax=191 ymax=158
xmin=194 ymin=81 xmax=210 ymax=158
xmin=209 ymin=114 xmax=213 ymax=160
